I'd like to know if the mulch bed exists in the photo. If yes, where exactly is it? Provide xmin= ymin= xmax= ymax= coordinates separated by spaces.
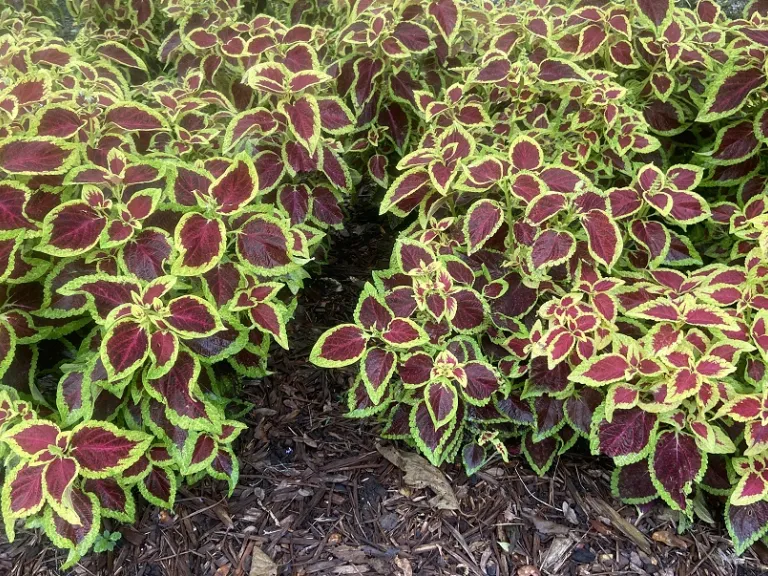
xmin=1 ymin=200 xmax=767 ymax=576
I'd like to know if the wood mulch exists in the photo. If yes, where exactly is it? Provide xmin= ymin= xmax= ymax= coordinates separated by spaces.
xmin=1 ymin=200 xmax=767 ymax=576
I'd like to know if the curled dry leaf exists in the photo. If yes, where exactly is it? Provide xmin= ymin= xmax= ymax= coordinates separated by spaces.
xmin=377 ymin=443 xmax=459 ymax=510
xmin=651 ymin=530 xmax=689 ymax=549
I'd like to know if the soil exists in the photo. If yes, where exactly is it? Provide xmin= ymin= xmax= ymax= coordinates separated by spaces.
xmin=1 ymin=197 xmax=767 ymax=576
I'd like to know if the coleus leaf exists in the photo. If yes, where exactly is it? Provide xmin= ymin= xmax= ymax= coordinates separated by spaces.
xmin=611 ymin=460 xmax=657 ymax=504
xmin=450 ymin=289 xmax=487 ymax=333
xmin=538 ymin=58 xmax=587 ymax=83
xmin=362 ymin=347 xmax=396 ymax=405
xmin=105 ymin=103 xmax=166 ymax=131
xmin=565 ymin=388 xmax=603 ymax=436
xmin=278 ymin=184 xmax=310 ymax=225
xmin=509 ymin=135 xmax=543 ymax=171
xmin=0 ymin=181 xmax=36 ymax=232
xmin=650 ymin=430 xmax=705 ymax=515
xmin=591 ymin=407 xmax=657 ymax=463
xmin=410 ymin=401 xmax=457 ymax=467
xmin=172 ymin=213 xmax=226 ymax=276
xmin=726 ymin=500 xmax=768 ymax=555
xmin=209 ymin=155 xmax=258 ymax=215
xmin=530 ymin=230 xmax=575 ymax=270
xmin=5 ymin=420 xmax=60 ymax=458
xmin=120 ymin=228 xmax=172 ymax=280
xmin=570 ymin=354 xmax=631 ymax=386
xmin=1 ymin=461 xmax=45 ymax=536
xmin=60 ymin=275 xmax=140 ymax=322
xmin=311 ymin=186 xmax=343 ymax=226
xmin=70 ymin=421 xmax=149 ymax=478
xmin=382 ymin=318 xmax=428 ymax=347
xmin=523 ymin=433 xmax=558 ymax=476
xmin=100 ymin=318 xmax=149 ymax=381
xmin=236 ymin=214 xmax=292 ymax=275
xmin=347 ymin=375 xmax=388 ymax=418
xmin=33 ymin=105 xmax=82 ymax=138
xmin=697 ymin=67 xmax=767 ymax=123
xmin=424 ymin=380 xmax=458 ymax=429
xmin=98 ymin=41 xmax=147 ymax=70
xmin=581 ymin=210 xmax=622 ymax=270
xmin=83 ymin=478 xmax=134 ymax=522
xmin=203 ymin=263 xmax=242 ymax=308
xmin=310 ymin=325 xmax=367 ymax=367
xmin=39 ymin=201 xmax=106 ymax=256
xmin=223 ymin=108 xmax=276 ymax=151
xmin=280 ymin=95 xmax=321 ymax=154
xmin=462 ymin=443 xmax=486 ymax=476
xmin=464 ymin=200 xmax=503 ymax=255
xmin=532 ymin=396 xmax=566 ymax=440
xmin=144 ymin=351 xmax=213 ymax=430
xmin=184 ymin=432 xmax=218 ymax=475
xmin=635 ymin=0 xmax=673 ymax=28
xmin=317 ymin=97 xmax=355 ymax=135
xmin=165 ymin=295 xmax=222 ymax=338
xmin=396 ymin=239 xmax=435 ymax=275
xmin=380 ymin=169 xmax=431 ymax=216
xmin=43 ymin=488 xmax=100 ymax=561
xmin=250 ymin=301 xmax=288 ymax=349
xmin=208 ymin=445 xmax=239 ymax=496
xmin=428 ymin=0 xmax=461 ymax=42
xmin=526 ymin=193 xmax=566 ymax=225
xmin=0 ymin=137 xmax=77 ymax=175
xmin=148 ymin=330 xmax=178 ymax=377
xmin=463 ymin=362 xmax=499 ymax=405
xmin=138 ymin=464 xmax=177 ymax=508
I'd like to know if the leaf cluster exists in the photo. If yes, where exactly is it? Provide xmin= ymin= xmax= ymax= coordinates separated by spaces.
xmin=309 ymin=0 xmax=768 ymax=555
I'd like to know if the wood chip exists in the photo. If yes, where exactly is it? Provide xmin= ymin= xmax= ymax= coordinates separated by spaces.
xmin=541 ymin=536 xmax=574 ymax=573
xmin=376 ymin=443 xmax=459 ymax=510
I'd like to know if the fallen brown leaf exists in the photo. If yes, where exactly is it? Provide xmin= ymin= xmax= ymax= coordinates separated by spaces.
xmin=377 ymin=443 xmax=459 ymax=510
xmin=524 ymin=513 xmax=571 ymax=536
xmin=331 ymin=545 xmax=368 ymax=563
xmin=652 ymin=530 xmax=689 ymax=550
xmin=213 ymin=502 xmax=234 ymax=530
xmin=394 ymin=556 xmax=413 ymax=576
xmin=517 ymin=565 xmax=540 ymax=576
xmin=589 ymin=519 xmax=612 ymax=536
xmin=249 ymin=546 xmax=277 ymax=576
xmin=587 ymin=496 xmax=653 ymax=555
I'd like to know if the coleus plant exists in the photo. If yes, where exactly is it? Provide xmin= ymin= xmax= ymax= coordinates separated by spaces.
xmin=0 ymin=0 xmax=364 ymax=565
xmin=14 ymin=0 xmax=768 ymax=563
xmin=311 ymin=0 xmax=768 ymax=558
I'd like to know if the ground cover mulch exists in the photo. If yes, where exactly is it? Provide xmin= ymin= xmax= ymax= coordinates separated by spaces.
xmin=1 ymin=199 xmax=767 ymax=576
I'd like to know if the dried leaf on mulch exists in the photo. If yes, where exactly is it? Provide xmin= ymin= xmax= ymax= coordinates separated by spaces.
xmin=249 ymin=546 xmax=276 ymax=576
xmin=376 ymin=443 xmax=459 ymax=510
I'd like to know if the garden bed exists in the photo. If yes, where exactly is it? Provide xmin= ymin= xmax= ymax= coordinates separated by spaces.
xmin=1 ymin=206 xmax=765 ymax=576
xmin=5 ymin=1 xmax=768 ymax=573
